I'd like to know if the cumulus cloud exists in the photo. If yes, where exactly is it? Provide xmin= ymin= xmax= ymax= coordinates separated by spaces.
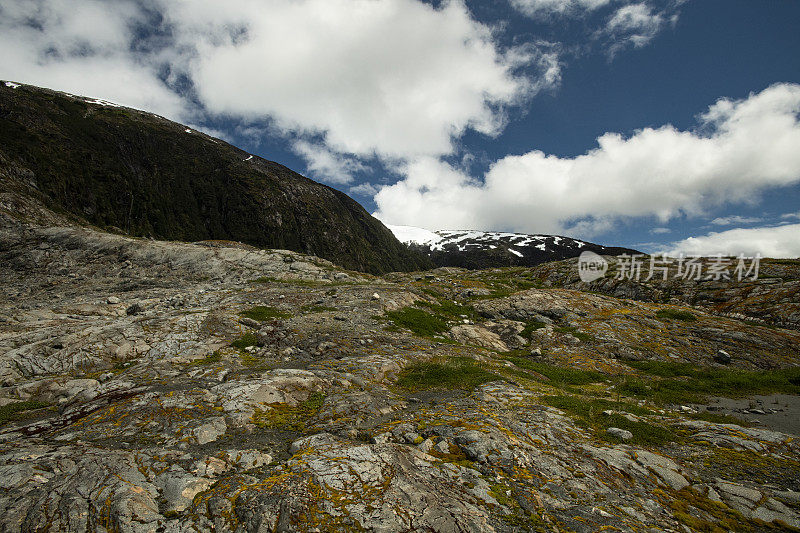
xmin=0 ymin=0 xmax=189 ymax=119
xmin=510 ymin=0 xmax=682 ymax=59
xmin=510 ymin=0 xmax=611 ymax=19
xmin=709 ymin=215 xmax=762 ymax=226
xmin=162 ymin=0 xmax=535 ymax=160
xmin=291 ymin=141 xmax=366 ymax=185
xmin=663 ymin=224 xmax=800 ymax=258
xmin=374 ymin=83 xmax=800 ymax=236
xmin=603 ymin=3 xmax=666 ymax=54
xmin=1 ymin=0 xmax=549 ymax=177
xmin=348 ymin=182 xmax=380 ymax=197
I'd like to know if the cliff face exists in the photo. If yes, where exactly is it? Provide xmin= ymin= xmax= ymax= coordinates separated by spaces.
xmin=0 ymin=81 xmax=429 ymax=274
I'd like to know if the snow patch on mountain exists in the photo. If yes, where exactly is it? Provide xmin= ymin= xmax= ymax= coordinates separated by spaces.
xmin=387 ymin=225 xmax=639 ymax=269
xmin=385 ymin=225 xmax=442 ymax=246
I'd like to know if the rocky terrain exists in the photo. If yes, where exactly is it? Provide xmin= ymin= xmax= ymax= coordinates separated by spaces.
xmin=528 ymin=256 xmax=800 ymax=331
xmin=2 ymin=200 xmax=800 ymax=532
xmin=0 ymin=81 xmax=429 ymax=274
xmin=387 ymin=225 xmax=639 ymax=269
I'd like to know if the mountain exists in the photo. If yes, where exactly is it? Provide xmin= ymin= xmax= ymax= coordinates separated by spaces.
xmin=387 ymin=224 xmax=640 ymax=269
xmin=0 ymin=81 xmax=430 ymax=274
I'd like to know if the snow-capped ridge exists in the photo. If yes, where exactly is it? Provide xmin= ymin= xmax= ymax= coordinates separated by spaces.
xmin=386 ymin=225 xmax=639 ymax=269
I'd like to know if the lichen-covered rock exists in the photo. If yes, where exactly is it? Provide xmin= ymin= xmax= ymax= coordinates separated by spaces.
xmin=1 ymin=211 xmax=799 ymax=532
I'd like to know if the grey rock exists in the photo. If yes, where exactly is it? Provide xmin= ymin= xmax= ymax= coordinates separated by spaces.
xmin=193 ymin=417 xmax=226 ymax=445
xmin=714 ymin=349 xmax=732 ymax=364
xmin=607 ymin=427 xmax=633 ymax=440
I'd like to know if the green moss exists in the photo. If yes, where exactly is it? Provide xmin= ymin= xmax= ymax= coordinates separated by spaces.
xmin=541 ymin=394 xmax=676 ymax=446
xmin=656 ymin=308 xmax=697 ymax=321
xmin=396 ymin=357 xmax=500 ymax=391
xmin=230 ymin=334 xmax=259 ymax=350
xmin=251 ymin=392 xmax=326 ymax=431
xmin=552 ymin=326 xmax=595 ymax=343
xmin=240 ymin=306 xmax=290 ymax=321
xmin=520 ymin=319 xmax=546 ymax=340
xmin=702 ymin=447 xmax=800 ymax=487
xmin=667 ymin=487 xmax=752 ymax=532
xmin=188 ymin=350 xmax=223 ymax=366
xmin=489 ymin=484 xmax=514 ymax=506
xmin=240 ymin=354 xmax=269 ymax=368
xmin=417 ymin=299 xmax=476 ymax=321
xmin=0 ymin=400 xmax=50 ymax=426
xmin=506 ymin=357 xmax=606 ymax=386
xmin=385 ymin=307 xmax=449 ymax=337
xmin=621 ymin=361 xmax=800 ymax=404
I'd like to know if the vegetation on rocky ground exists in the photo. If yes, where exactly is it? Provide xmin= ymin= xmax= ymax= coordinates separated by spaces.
xmin=385 ymin=307 xmax=449 ymax=338
xmin=240 ymin=305 xmax=291 ymax=321
xmin=621 ymin=360 xmax=800 ymax=404
xmin=2 ymin=211 xmax=800 ymax=531
xmin=0 ymin=400 xmax=50 ymax=426
xmin=251 ymin=392 xmax=327 ymax=431
xmin=396 ymin=358 xmax=500 ymax=390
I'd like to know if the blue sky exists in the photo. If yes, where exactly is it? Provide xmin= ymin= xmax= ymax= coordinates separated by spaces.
xmin=1 ymin=0 xmax=799 ymax=256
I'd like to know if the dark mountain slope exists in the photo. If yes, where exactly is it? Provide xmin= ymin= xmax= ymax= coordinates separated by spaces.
xmin=0 ymin=81 xmax=429 ymax=274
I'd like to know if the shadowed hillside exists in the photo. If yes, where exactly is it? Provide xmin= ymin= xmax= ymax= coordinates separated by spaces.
xmin=0 ymin=81 xmax=430 ymax=274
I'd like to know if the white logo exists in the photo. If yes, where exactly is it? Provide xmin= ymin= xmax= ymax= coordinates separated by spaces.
xmin=578 ymin=251 xmax=608 ymax=283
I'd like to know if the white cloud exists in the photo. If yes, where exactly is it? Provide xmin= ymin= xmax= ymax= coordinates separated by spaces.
xmin=603 ymin=3 xmax=665 ymax=56
xmin=292 ymin=141 xmax=365 ymax=185
xmin=510 ymin=0 xmax=681 ymax=59
xmin=374 ymin=83 xmax=800 ymax=236
xmin=663 ymin=224 xmax=800 ymax=258
xmin=650 ymin=227 xmax=671 ymax=234
xmin=1 ymin=0 xmax=547 ymax=166
xmin=0 ymin=0 xmax=190 ymax=120
xmin=510 ymin=0 xmax=612 ymax=19
xmin=709 ymin=215 xmax=762 ymax=226
xmin=163 ymin=0 xmax=536 ymax=160
xmin=348 ymin=182 xmax=380 ymax=197
xmin=780 ymin=211 xmax=800 ymax=220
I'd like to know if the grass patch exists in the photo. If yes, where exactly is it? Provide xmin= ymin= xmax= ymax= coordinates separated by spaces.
xmin=251 ymin=392 xmax=326 ymax=431
xmin=230 ymin=334 xmax=259 ymax=350
xmin=506 ymin=357 xmax=607 ymax=386
xmin=620 ymin=360 xmax=800 ymax=404
xmin=240 ymin=305 xmax=290 ymax=321
xmin=701 ymin=447 xmax=800 ymax=488
xmin=417 ymin=299 xmax=477 ymax=321
xmin=542 ymin=394 xmax=676 ymax=446
xmin=386 ymin=307 xmax=449 ymax=337
xmin=396 ymin=357 xmax=500 ymax=391
xmin=0 ymin=400 xmax=50 ymax=426
xmin=240 ymin=354 xmax=269 ymax=368
xmin=188 ymin=350 xmax=222 ymax=366
xmin=552 ymin=326 xmax=595 ymax=343
xmin=656 ymin=308 xmax=697 ymax=321
xmin=520 ymin=319 xmax=546 ymax=340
